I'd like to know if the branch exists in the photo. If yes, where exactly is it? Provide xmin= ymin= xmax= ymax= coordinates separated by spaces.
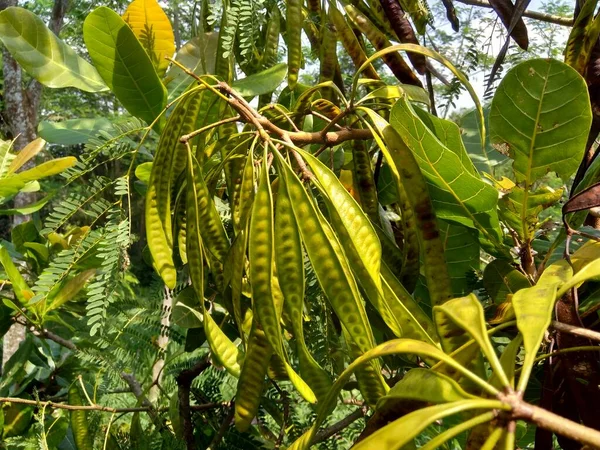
xmin=312 ymin=407 xmax=368 ymax=445
xmin=0 ymin=396 xmax=151 ymax=413
xmin=177 ymin=358 xmax=211 ymax=450
xmin=30 ymin=327 xmax=77 ymax=351
xmin=551 ymin=321 xmax=600 ymax=343
xmin=455 ymin=0 xmax=573 ymax=26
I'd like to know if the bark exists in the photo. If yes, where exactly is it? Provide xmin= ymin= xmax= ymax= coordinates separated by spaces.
xmin=149 ymin=286 xmax=171 ymax=401
xmin=0 ymin=0 xmax=69 ymax=373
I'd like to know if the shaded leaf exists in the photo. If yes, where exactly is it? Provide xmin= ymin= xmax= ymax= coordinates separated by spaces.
xmin=232 ymin=63 xmax=287 ymax=97
xmin=0 ymin=7 xmax=106 ymax=92
xmin=38 ymin=118 xmax=116 ymax=145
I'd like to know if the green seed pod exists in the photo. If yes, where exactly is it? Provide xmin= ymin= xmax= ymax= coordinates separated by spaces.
xmin=286 ymin=0 xmax=302 ymax=88
xmin=69 ymin=385 xmax=93 ymax=450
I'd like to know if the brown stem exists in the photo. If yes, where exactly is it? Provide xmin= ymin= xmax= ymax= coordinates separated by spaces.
xmin=312 ymin=407 xmax=367 ymax=445
xmin=177 ymin=358 xmax=211 ymax=450
xmin=455 ymin=0 xmax=573 ymax=26
xmin=0 ymin=396 xmax=152 ymax=413
xmin=30 ymin=327 xmax=77 ymax=351
xmin=552 ymin=321 xmax=600 ymax=343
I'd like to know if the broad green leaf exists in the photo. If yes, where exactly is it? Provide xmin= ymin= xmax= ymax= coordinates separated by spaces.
xmin=564 ymin=0 xmax=600 ymax=75
xmin=38 ymin=118 xmax=116 ymax=145
xmin=491 ymin=334 xmax=523 ymax=389
xmin=46 ymin=269 xmax=96 ymax=313
xmin=7 ymin=138 xmax=45 ymax=175
xmin=390 ymin=96 xmax=503 ymax=251
xmin=357 ymin=84 xmax=430 ymax=106
xmin=353 ymin=401 xmax=506 ymax=450
xmin=512 ymin=281 xmax=559 ymax=391
xmin=439 ymin=220 xmax=480 ymax=297
xmin=84 ymin=7 xmax=167 ymax=126
xmin=232 ymin=63 xmax=288 ymax=97
xmin=135 ymin=162 xmax=153 ymax=183
xmin=0 ymin=7 xmax=107 ymax=92
xmin=557 ymin=258 xmax=600 ymax=297
xmin=456 ymin=107 xmax=507 ymax=175
xmin=0 ymin=139 xmax=14 ymax=178
xmin=165 ymin=33 xmax=219 ymax=99
xmin=288 ymin=339 xmax=499 ymax=450
xmin=421 ymin=412 xmax=498 ymax=450
xmin=489 ymin=59 xmax=591 ymax=184
xmin=413 ymin=107 xmax=478 ymax=177
xmin=377 ymin=368 xmax=476 ymax=411
xmin=0 ymin=246 xmax=34 ymax=305
xmin=2 ymin=401 xmax=34 ymax=437
xmin=123 ymin=0 xmax=175 ymax=77
xmin=12 ymin=157 xmax=77 ymax=183
xmin=499 ymin=185 xmax=564 ymax=241
xmin=0 ymin=194 xmax=53 ymax=216
xmin=171 ymin=286 xmax=202 ymax=328
xmin=0 ymin=176 xmax=25 ymax=200
xmin=483 ymin=259 xmax=531 ymax=304
xmin=435 ymin=294 xmax=509 ymax=388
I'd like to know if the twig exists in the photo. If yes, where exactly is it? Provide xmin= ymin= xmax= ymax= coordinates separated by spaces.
xmin=312 ymin=407 xmax=368 ymax=445
xmin=454 ymin=0 xmax=573 ymax=26
xmin=207 ymin=405 xmax=235 ymax=450
xmin=30 ymin=327 xmax=77 ymax=351
xmin=177 ymin=358 xmax=211 ymax=450
xmin=551 ymin=321 xmax=600 ymax=343
xmin=0 ymin=397 xmax=152 ymax=413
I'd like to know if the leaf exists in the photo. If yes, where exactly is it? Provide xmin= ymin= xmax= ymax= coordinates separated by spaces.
xmin=171 ymin=286 xmax=202 ymax=328
xmin=488 ymin=0 xmax=529 ymax=49
xmin=564 ymin=0 xmax=600 ymax=75
xmin=135 ymin=162 xmax=153 ymax=183
xmin=83 ymin=7 xmax=167 ymax=126
xmin=2 ymin=401 xmax=34 ymax=437
xmin=457 ymin=107 xmax=507 ymax=175
xmin=483 ymin=259 xmax=531 ymax=304
xmin=7 ymin=138 xmax=45 ymax=175
xmin=353 ymin=401 xmax=505 ymax=450
xmin=0 ymin=7 xmax=107 ymax=92
xmin=439 ymin=220 xmax=480 ymax=297
xmin=556 ymin=243 xmax=600 ymax=297
xmin=377 ymin=368 xmax=476 ymax=411
xmin=288 ymin=338 xmax=499 ymax=450
xmin=489 ymin=59 xmax=591 ymax=185
xmin=0 ymin=194 xmax=53 ymax=215
xmin=0 ymin=139 xmax=14 ymax=178
xmin=123 ymin=0 xmax=175 ymax=77
xmin=13 ymin=157 xmax=77 ymax=183
xmin=38 ymin=118 xmax=116 ymax=145
xmin=435 ymin=294 xmax=509 ymax=388
xmin=0 ymin=246 xmax=34 ymax=305
xmin=512 ymin=281 xmax=558 ymax=391
xmin=232 ymin=63 xmax=287 ymax=97
xmin=46 ymin=269 xmax=96 ymax=313
xmin=390 ymin=96 xmax=503 ymax=250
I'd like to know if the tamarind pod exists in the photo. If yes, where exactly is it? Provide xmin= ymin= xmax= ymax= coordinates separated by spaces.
xmin=69 ymin=385 xmax=93 ymax=450
xmin=343 ymin=328 xmax=388 ymax=408
xmin=396 ymin=176 xmax=421 ymax=292
xmin=275 ymin=173 xmax=332 ymax=401
xmin=215 ymin=7 xmax=232 ymax=83
xmin=351 ymin=140 xmax=380 ymax=222
xmin=174 ymin=184 xmax=187 ymax=264
xmin=360 ymin=107 xmax=452 ymax=306
xmin=488 ymin=0 xmax=528 ymax=50
xmin=287 ymin=0 xmax=303 ymax=88
xmin=274 ymin=150 xmax=377 ymax=354
xmin=262 ymin=5 xmax=281 ymax=69
xmin=235 ymin=321 xmax=272 ymax=431
xmin=379 ymin=0 xmax=427 ymax=74
xmin=146 ymin=90 xmax=202 ymax=288
xmin=249 ymin=150 xmax=317 ymax=404
xmin=329 ymin=6 xmax=379 ymax=80
xmin=345 ymin=5 xmax=422 ymax=87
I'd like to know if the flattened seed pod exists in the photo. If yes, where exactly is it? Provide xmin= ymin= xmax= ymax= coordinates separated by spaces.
xmin=286 ymin=0 xmax=302 ymax=88
xmin=488 ymin=0 xmax=529 ymax=50
xmin=379 ymin=0 xmax=427 ymax=74
xmin=319 ymin=21 xmax=337 ymax=101
xmin=146 ymin=90 xmax=202 ymax=288
xmin=312 ymin=98 xmax=342 ymax=120
xmin=351 ymin=140 xmax=380 ymax=222
xmin=346 ymin=4 xmax=422 ymax=87
xmin=275 ymin=174 xmax=332 ymax=401
xmin=262 ymin=5 xmax=281 ymax=69
xmin=396 ymin=178 xmax=420 ymax=291
xmin=69 ymin=385 xmax=93 ymax=450
xmin=235 ymin=322 xmax=272 ymax=431
xmin=329 ymin=6 xmax=380 ymax=80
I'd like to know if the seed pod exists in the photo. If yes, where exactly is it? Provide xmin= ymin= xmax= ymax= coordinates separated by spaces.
xmin=488 ymin=0 xmax=529 ymax=50
xmin=329 ymin=6 xmax=379 ymax=80
xmin=379 ymin=0 xmax=427 ymax=74
xmin=235 ymin=321 xmax=272 ymax=431
xmin=262 ymin=5 xmax=281 ymax=69
xmin=275 ymin=173 xmax=332 ymax=401
xmin=319 ymin=20 xmax=337 ymax=101
xmin=146 ymin=90 xmax=202 ymax=288
xmin=345 ymin=4 xmax=422 ymax=87
xmin=396 ymin=178 xmax=420 ymax=291
xmin=287 ymin=0 xmax=302 ymax=88
xmin=312 ymin=98 xmax=342 ymax=120
xmin=69 ymin=385 xmax=93 ymax=450
xmin=351 ymin=140 xmax=380 ymax=222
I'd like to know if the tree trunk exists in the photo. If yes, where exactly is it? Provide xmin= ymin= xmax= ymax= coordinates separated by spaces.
xmin=1 ymin=0 xmax=69 ymax=373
